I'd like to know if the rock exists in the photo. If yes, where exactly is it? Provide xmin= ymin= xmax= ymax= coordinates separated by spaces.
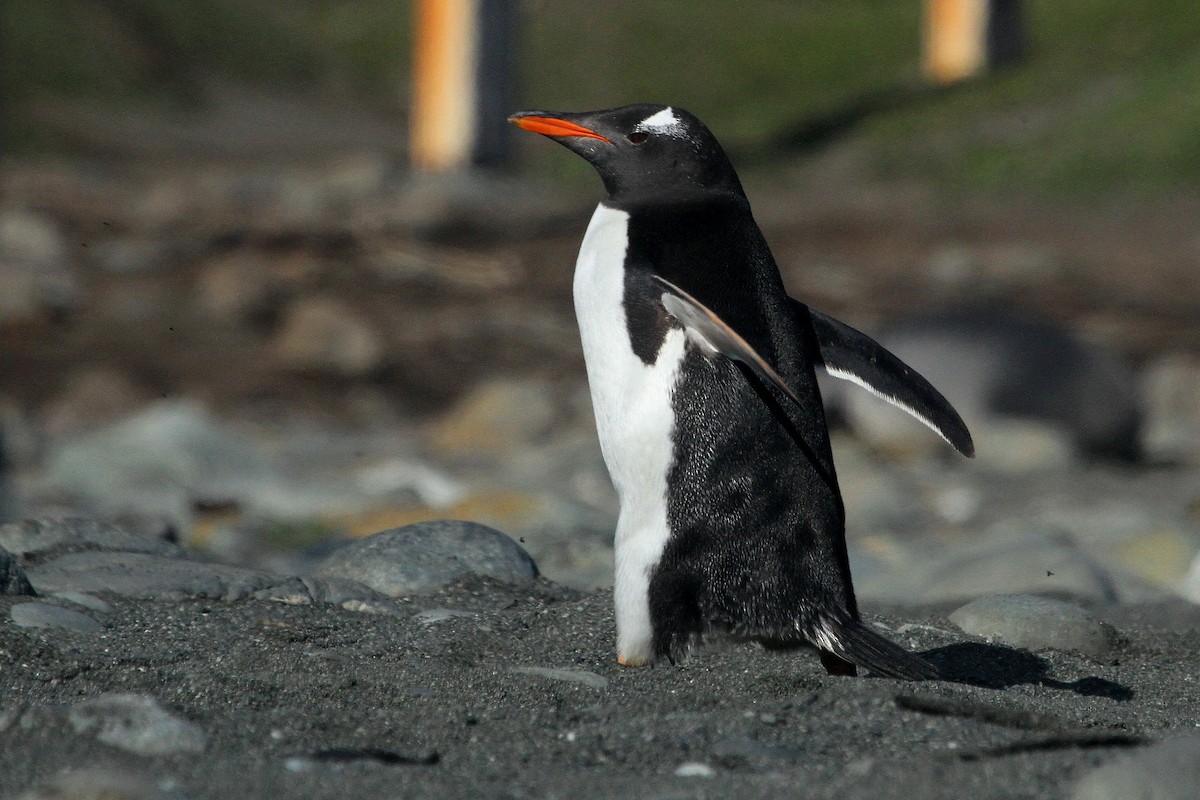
xmin=68 ymin=693 xmax=207 ymax=755
xmin=51 ymin=591 xmax=112 ymax=613
xmin=413 ymin=608 xmax=478 ymax=625
xmin=311 ymin=520 xmax=538 ymax=596
xmin=949 ymin=594 xmax=1118 ymax=658
xmin=512 ymin=667 xmax=608 ymax=690
xmin=41 ymin=366 xmax=148 ymax=437
xmin=1141 ymin=352 xmax=1200 ymax=463
xmin=1070 ymin=735 xmax=1200 ymax=800
xmin=854 ymin=522 xmax=1164 ymax=606
xmin=40 ymin=402 xmax=274 ymax=529
xmin=0 ymin=517 xmax=184 ymax=560
xmin=274 ymin=295 xmax=384 ymax=377
xmin=842 ymin=305 xmax=1142 ymax=462
xmin=1181 ymin=552 xmax=1200 ymax=604
xmin=0 ymin=209 xmax=80 ymax=323
xmin=675 ymin=762 xmax=716 ymax=778
xmin=194 ymin=249 xmax=283 ymax=321
xmin=11 ymin=601 xmax=103 ymax=633
xmin=1 ymin=545 xmax=33 ymax=594
xmin=13 ymin=766 xmax=181 ymax=800
xmin=427 ymin=378 xmax=559 ymax=458
xmin=24 ymin=551 xmax=281 ymax=601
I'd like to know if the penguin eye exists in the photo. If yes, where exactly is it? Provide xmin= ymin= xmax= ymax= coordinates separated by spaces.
xmin=627 ymin=132 xmax=649 ymax=145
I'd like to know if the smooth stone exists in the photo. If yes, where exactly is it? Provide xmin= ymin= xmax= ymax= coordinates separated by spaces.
xmin=427 ymin=378 xmax=559 ymax=458
xmin=312 ymin=520 xmax=538 ymax=596
xmin=51 ymin=591 xmax=112 ymax=613
xmin=413 ymin=608 xmax=478 ymax=625
xmin=11 ymin=602 xmax=103 ymax=633
xmin=854 ymin=524 xmax=1165 ymax=606
xmin=25 ymin=551 xmax=280 ymax=601
xmin=41 ymin=402 xmax=273 ymax=528
xmin=274 ymin=295 xmax=384 ymax=377
xmin=1 ymin=545 xmax=33 ymax=595
xmin=68 ymin=693 xmax=207 ymax=755
xmin=0 ymin=517 xmax=183 ymax=560
xmin=675 ymin=762 xmax=716 ymax=778
xmin=949 ymin=594 xmax=1118 ymax=658
xmin=1070 ymin=735 xmax=1200 ymax=800
xmin=1141 ymin=352 xmax=1200 ymax=463
xmin=13 ymin=766 xmax=178 ymax=800
xmin=511 ymin=667 xmax=608 ymax=690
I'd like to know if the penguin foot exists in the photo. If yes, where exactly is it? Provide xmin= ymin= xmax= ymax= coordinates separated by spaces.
xmin=818 ymin=649 xmax=858 ymax=677
xmin=616 ymin=653 xmax=651 ymax=668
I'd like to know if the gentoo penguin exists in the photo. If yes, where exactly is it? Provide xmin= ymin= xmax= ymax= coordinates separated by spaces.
xmin=509 ymin=105 xmax=973 ymax=680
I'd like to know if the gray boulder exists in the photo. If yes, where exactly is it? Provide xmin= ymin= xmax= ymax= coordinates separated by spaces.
xmin=312 ymin=520 xmax=538 ymax=596
xmin=1070 ymin=735 xmax=1200 ymax=800
xmin=949 ymin=594 xmax=1119 ymax=658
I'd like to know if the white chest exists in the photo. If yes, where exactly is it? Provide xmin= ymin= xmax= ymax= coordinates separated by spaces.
xmin=572 ymin=204 xmax=686 ymax=500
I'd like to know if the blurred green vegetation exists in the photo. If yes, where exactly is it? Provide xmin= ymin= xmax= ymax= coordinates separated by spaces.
xmin=3 ymin=0 xmax=1199 ymax=196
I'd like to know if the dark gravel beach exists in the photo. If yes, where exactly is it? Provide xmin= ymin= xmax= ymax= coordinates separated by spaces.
xmin=4 ymin=567 xmax=1200 ymax=800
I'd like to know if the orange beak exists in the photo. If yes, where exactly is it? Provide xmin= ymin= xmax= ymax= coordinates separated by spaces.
xmin=507 ymin=114 xmax=611 ymax=143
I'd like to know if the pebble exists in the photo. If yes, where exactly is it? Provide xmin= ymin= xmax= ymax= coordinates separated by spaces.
xmin=25 ymin=551 xmax=280 ymax=601
xmin=312 ymin=520 xmax=538 ymax=596
xmin=10 ymin=601 xmax=103 ymax=633
xmin=1 ymin=545 xmax=33 ymax=595
xmin=68 ymin=693 xmax=208 ymax=755
xmin=274 ymin=295 xmax=384 ymax=377
xmin=949 ymin=594 xmax=1118 ymax=658
xmin=511 ymin=667 xmax=609 ymax=690
xmin=427 ymin=377 xmax=560 ymax=458
xmin=413 ymin=608 xmax=478 ymax=625
xmin=0 ymin=517 xmax=183 ymax=560
xmin=50 ymin=591 xmax=112 ymax=613
xmin=674 ymin=762 xmax=716 ymax=778
xmin=13 ymin=766 xmax=182 ymax=800
xmin=40 ymin=402 xmax=274 ymax=529
xmin=1070 ymin=735 xmax=1200 ymax=800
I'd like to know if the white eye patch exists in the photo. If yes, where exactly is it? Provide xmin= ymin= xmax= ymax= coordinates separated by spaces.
xmin=634 ymin=107 xmax=686 ymax=138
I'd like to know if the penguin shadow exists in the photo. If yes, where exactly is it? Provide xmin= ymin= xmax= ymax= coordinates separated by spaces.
xmin=921 ymin=642 xmax=1133 ymax=701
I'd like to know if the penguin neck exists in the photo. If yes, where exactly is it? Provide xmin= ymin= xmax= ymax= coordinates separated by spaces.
xmin=602 ymin=186 xmax=752 ymax=218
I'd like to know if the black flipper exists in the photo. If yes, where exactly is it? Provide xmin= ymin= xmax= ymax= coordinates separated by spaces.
xmin=796 ymin=300 xmax=975 ymax=458
xmin=654 ymin=275 xmax=803 ymax=406
xmin=816 ymin=617 xmax=938 ymax=681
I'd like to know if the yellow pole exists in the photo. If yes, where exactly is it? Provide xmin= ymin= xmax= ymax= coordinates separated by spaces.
xmin=923 ymin=0 xmax=988 ymax=85
xmin=412 ymin=0 xmax=478 ymax=172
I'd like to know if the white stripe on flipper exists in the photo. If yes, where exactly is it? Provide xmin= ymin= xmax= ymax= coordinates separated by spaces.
xmin=823 ymin=365 xmax=957 ymax=450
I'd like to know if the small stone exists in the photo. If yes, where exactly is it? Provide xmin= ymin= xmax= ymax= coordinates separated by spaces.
xmin=675 ymin=762 xmax=716 ymax=778
xmin=0 ymin=517 xmax=183 ymax=560
xmin=274 ymin=295 xmax=384 ymax=377
xmin=0 ymin=546 xmax=33 ymax=595
xmin=41 ymin=366 xmax=148 ymax=437
xmin=41 ymin=402 xmax=275 ymax=529
xmin=68 ymin=693 xmax=207 ymax=755
xmin=51 ymin=592 xmax=112 ymax=613
xmin=949 ymin=594 xmax=1118 ymax=658
xmin=311 ymin=520 xmax=538 ymax=596
xmin=427 ymin=378 xmax=559 ymax=458
xmin=1070 ymin=735 xmax=1200 ymax=800
xmin=413 ymin=608 xmax=478 ymax=625
xmin=26 ymin=551 xmax=279 ymax=601
xmin=13 ymin=766 xmax=177 ymax=800
xmin=11 ymin=602 xmax=103 ymax=633
xmin=511 ymin=667 xmax=608 ymax=690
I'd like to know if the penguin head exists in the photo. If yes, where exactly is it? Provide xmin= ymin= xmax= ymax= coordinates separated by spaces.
xmin=509 ymin=104 xmax=745 ymax=203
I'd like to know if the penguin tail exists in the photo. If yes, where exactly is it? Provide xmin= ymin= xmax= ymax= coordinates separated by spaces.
xmin=815 ymin=617 xmax=938 ymax=681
